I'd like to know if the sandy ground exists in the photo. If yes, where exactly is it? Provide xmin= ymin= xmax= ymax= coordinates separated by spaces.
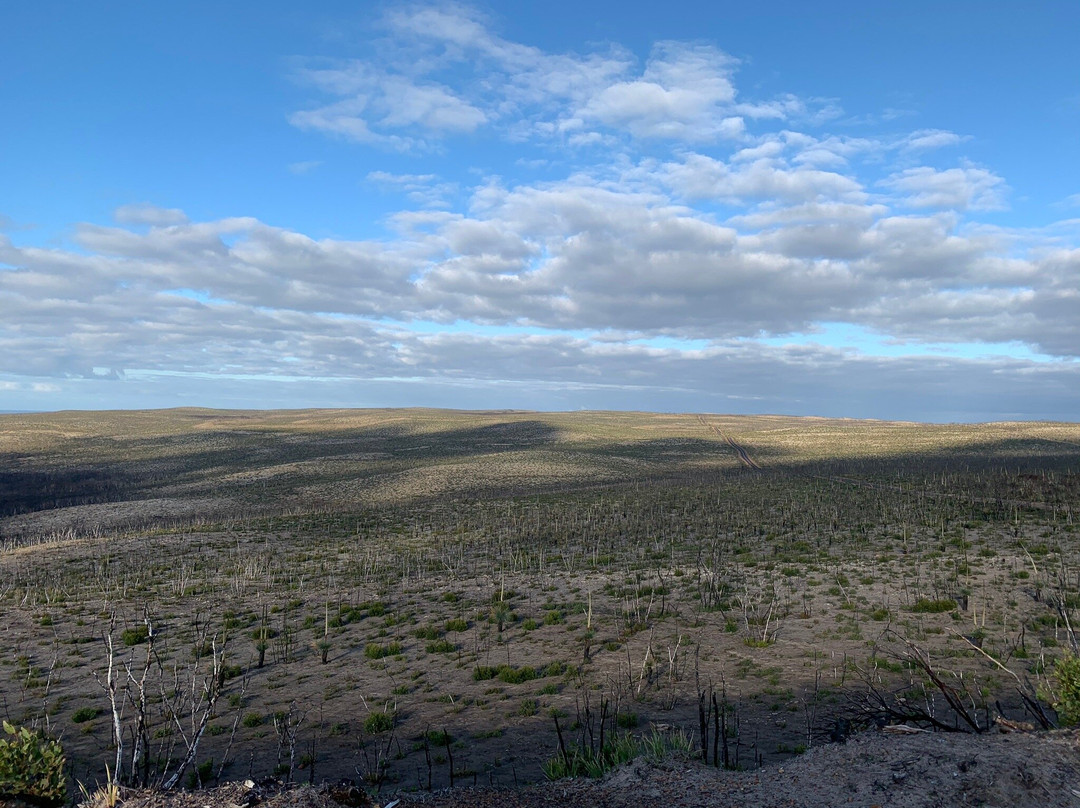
xmin=84 ymin=727 xmax=1080 ymax=808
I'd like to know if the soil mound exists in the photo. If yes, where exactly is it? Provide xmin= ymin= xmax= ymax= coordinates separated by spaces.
xmin=90 ymin=728 xmax=1080 ymax=808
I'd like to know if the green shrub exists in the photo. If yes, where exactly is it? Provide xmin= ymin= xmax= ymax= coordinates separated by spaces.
xmin=518 ymin=699 xmax=539 ymax=717
xmin=424 ymin=729 xmax=452 ymax=746
xmin=425 ymin=639 xmax=456 ymax=653
xmin=364 ymin=641 xmax=402 ymax=659
xmin=413 ymin=625 xmax=442 ymax=641
xmin=491 ymin=602 xmax=513 ymax=631
xmin=475 ymin=663 xmax=538 ymax=683
xmin=364 ymin=711 xmax=395 ymax=734
xmin=911 ymin=598 xmax=957 ymax=613
xmin=242 ymin=712 xmax=263 ymax=728
xmin=221 ymin=663 xmax=244 ymax=680
xmin=497 ymin=665 xmax=537 ymax=684
xmin=191 ymin=641 xmax=215 ymax=659
xmin=121 ymin=624 xmax=150 ymax=646
xmin=542 ymin=729 xmax=692 ymax=780
xmin=186 ymin=758 xmax=214 ymax=789
xmin=543 ymin=660 xmax=568 ymax=677
xmin=615 ymin=711 xmax=638 ymax=729
xmin=1054 ymin=653 xmax=1080 ymax=726
xmin=337 ymin=606 xmax=365 ymax=625
xmin=0 ymin=721 xmax=66 ymax=807
xmin=445 ymin=618 xmax=469 ymax=632
xmin=71 ymin=707 xmax=99 ymax=723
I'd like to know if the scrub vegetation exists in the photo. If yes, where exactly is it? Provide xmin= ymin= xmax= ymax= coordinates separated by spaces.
xmin=1 ymin=408 xmax=1079 ymax=793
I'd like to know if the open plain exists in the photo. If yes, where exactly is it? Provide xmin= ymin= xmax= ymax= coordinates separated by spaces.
xmin=2 ymin=408 xmax=1080 ymax=798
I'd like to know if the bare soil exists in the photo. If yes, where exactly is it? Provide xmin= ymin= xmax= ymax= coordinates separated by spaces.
xmin=94 ymin=728 xmax=1080 ymax=808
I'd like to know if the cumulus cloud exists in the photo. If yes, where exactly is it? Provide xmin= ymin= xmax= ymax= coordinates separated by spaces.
xmin=289 ymin=5 xmax=822 ymax=147
xmin=2 ymin=165 xmax=1077 ymax=378
xmin=578 ymin=43 xmax=742 ymax=140
xmin=659 ymin=152 xmax=866 ymax=204
xmin=882 ymin=166 xmax=1009 ymax=211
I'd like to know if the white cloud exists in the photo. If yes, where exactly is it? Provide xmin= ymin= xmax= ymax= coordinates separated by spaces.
xmin=3 ymin=161 xmax=1077 ymax=374
xmin=113 ymin=203 xmax=188 ymax=227
xmin=579 ymin=43 xmax=740 ymax=140
xmin=902 ymin=129 xmax=968 ymax=151
xmin=290 ymin=7 xmax=820 ymax=147
xmin=288 ymin=160 xmax=323 ymax=175
xmin=659 ymin=152 xmax=865 ymax=204
xmin=882 ymin=166 xmax=1009 ymax=211
xmin=289 ymin=67 xmax=486 ymax=151
xmin=367 ymin=171 xmax=457 ymax=208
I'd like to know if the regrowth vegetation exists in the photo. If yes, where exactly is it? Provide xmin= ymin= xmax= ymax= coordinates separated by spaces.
xmin=1 ymin=408 xmax=1079 ymax=792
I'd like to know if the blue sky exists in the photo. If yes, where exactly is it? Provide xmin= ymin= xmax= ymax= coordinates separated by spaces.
xmin=1 ymin=1 xmax=1079 ymax=420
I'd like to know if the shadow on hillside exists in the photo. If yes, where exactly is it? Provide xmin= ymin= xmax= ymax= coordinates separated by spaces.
xmin=1 ymin=408 xmax=1078 ymax=525
xmin=0 ymin=419 xmax=565 ymax=517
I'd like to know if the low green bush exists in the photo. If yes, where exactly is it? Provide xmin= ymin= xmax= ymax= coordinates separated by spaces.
xmin=543 ymin=660 xmax=568 ymax=677
xmin=242 ymin=712 xmax=263 ymax=728
xmin=473 ymin=664 xmax=538 ymax=683
xmin=364 ymin=710 xmax=395 ymax=734
xmin=911 ymin=598 xmax=957 ymax=613
xmin=71 ymin=707 xmax=98 ymax=724
xmin=186 ymin=758 xmax=214 ymax=789
xmin=1054 ymin=653 xmax=1080 ymax=726
xmin=423 ymin=729 xmax=452 ymax=746
xmin=542 ymin=728 xmax=692 ymax=780
xmin=121 ymin=624 xmax=150 ymax=646
xmin=518 ymin=698 xmax=539 ymax=716
xmin=0 ymin=721 xmax=66 ymax=807
xmin=615 ymin=711 xmax=638 ymax=729
xmin=364 ymin=641 xmax=402 ymax=659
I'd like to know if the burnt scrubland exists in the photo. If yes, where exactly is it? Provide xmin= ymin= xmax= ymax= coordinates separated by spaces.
xmin=1 ymin=408 xmax=1080 ymax=801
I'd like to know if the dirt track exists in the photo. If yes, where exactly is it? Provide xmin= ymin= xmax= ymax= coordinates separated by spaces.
xmin=698 ymin=416 xmax=761 ymax=470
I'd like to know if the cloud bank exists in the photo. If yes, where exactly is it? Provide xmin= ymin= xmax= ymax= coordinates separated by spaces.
xmin=2 ymin=3 xmax=1078 ymax=419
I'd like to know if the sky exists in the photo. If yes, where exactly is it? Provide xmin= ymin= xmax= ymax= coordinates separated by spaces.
xmin=1 ymin=1 xmax=1079 ymax=421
